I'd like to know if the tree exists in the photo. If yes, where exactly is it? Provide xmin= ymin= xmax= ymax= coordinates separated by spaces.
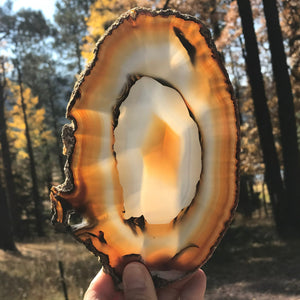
xmin=280 ymin=1 xmax=300 ymax=90
xmin=20 ymin=52 xmax=67 ymax=179
xmin=81 ymin=0 xmax=150 ymax=60
xmin=7 ymin=78 xmax=55 ymax=234
xmin=236 ymin=0 xmax=285 ymax=230
xmin=0 ymin=57 xmax=18 ymax=248
xmin=157 ymin=0 xmax=227 ymax=39
xmin=4 ymin=8 xmax=52 ymax=236
xmin=54 ymin=0 xmax=97 ymax=74
xmin=262 ymin=0 xmax=300 ymax=234
xmin=15 ymin=62 xmax=44 ymax=236
xmin=0 ymin=58 xmax=17 ymax=221
xmin=82 ymin=0 xmax=229 ymax=60
xmin=0 ymin=178 xmax=17 ymax=251
xmin=280 ymin=1 xmax=300 ymax=146
xmin=0 ymin=0 xmax=14 ymax=41
xmin=81 ymin=0 xmax=118 ymax=61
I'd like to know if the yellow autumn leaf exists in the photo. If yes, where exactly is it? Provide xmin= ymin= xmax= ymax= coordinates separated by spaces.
xmin=18 ymin=150 xmax=29 ymax=160
xmin=6 ymin=80 xmax=54 ymax=163
xmin=82 ymin=0 xmax=119 ymax=61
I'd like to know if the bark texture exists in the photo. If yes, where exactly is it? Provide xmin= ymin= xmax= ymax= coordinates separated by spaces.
xmin=0 ymin=181 xmax=17 ymax=251
xmin=0 ymin=61 xmax=17 ymax=250
xmin=237 ymin=0 xmax=285 ymax=230
xmin=262 ymin=0 xmax=300 ymax=235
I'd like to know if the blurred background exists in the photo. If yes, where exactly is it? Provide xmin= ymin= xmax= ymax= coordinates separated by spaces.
xmin=0 ymin=0 xmax=299 ymax=299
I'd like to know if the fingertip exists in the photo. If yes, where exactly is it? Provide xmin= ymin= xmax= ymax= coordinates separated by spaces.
xmin=84 ymin=268 xmax=120 ymax=300
xmin=180 ymin=269 xmax=207 ymax=300
xmin=90 ymin=268 xmax=114 ymax=291
xmin=123 ymin=262 xmax=157 ymax=300
xmin=195 ymin=268 xmax=207 ymax=286
xmin=90 ymin=268 xmax=105 ymax=286
xmin=123 ymin=262 xmax=148 ymax=289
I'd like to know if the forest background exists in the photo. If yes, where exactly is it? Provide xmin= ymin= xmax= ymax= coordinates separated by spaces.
xmin=0 ymin=0 xmax=299 ymax=299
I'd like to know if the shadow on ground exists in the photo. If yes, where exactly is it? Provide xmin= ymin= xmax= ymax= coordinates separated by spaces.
xmin=203 ymin=217 xmax=300 ymax=299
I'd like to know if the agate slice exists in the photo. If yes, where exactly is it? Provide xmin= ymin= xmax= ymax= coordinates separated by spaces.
xmin=50 ymin=8 xmax=240 ymax=287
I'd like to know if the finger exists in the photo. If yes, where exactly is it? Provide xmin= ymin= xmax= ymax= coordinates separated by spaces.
xmin=157 ymin=275 xmax=189 ymax=300
xmin=180 ymin=269 xmax=206 ymax=300
xmin=123 ymin=262 xmax=158 ymax=300
xmin=84 ymin=268 xmax=122 ymax=300
xmin=157 ymin=269 xmax=205 ymax=300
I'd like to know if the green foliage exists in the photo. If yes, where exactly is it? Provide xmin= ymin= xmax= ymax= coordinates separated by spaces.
xmin=0 ymin=5 xmax=67 ymax=237
xmin=54 ymin=0 xmax=97 ymax=73
xmin=14 ymin=10 xmax=50 ymax=40
xmin=4 ymin=81 xmax=54 ymax=234
xmin=0 ymin=1 xmax=14 ymax=41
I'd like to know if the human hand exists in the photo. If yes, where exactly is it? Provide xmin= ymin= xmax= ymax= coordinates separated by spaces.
xmin=84 ymin=261 xmax=206 ymax=300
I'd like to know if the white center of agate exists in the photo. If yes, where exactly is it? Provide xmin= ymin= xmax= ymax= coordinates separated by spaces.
xmin=114 ymin=77 xmax=202 ymax=224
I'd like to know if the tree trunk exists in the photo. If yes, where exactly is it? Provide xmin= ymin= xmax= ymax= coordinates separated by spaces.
xmin=262 ymin=180 xmax=269 ymax=217
xmin=262 ymin=0 xmax=300 ymax=235
xmin=209 ymin=0 xmax=221 ymax=40
xmin=162 ymin=0 xmax=170 ymax=10
xmin=239 ymin=175 xmax=252 ymax=218
xmin=41 ymin=128 xmax=53 ymax=191
xmin=0 ymin=58 xmax=18 ymax=233
xmin=237 ymin=0 xmax=285 ymax=230
xmin=75 ymin=40 xmax=82 ymax=74
xmin=48 ymin=83 xmax=65 ymax=179
xmin=0 ymin=179 xmax=17 ymax=251
xmin=228 ymin=46 xmax=242 ymax=122
xmin=16 ymin=63 xmax=44 ymax=236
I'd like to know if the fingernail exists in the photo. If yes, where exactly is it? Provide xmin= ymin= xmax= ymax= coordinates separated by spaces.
xmin=123 ymin=262 xmax=147 ymax=289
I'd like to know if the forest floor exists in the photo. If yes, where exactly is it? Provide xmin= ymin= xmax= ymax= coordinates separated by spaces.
xmin=0 ymin=215 xmax=300 ymax=300
xmin=203 ymin=215 xmax=300 ymax=300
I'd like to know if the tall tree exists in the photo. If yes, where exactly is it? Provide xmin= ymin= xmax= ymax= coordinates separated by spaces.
xmin=14 ymin=61 xmax=44 ymax=236
xmin=236 ymin=0 xmax=285 ymax=230
xmin=21 ymin=53 xmax=67 ymax=179
xmin=0 ymin=57 xmax=18 ymax=236
xmin=262 ymin=0 xmax=300 ymax=234
xmin=0 ymin=178 xmax=17 ymax=251
xmin=6 ymin=9 xmax=52 ymax=236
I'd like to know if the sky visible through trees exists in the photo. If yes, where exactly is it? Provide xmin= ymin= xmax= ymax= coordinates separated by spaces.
xmin=0 ymin=0 xmax=55 ymax=20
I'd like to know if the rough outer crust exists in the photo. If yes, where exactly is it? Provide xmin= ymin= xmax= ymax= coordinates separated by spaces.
xmin=50 ymin=7 xmax=240 ymax=288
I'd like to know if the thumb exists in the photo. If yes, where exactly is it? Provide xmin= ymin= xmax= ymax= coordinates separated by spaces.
xmin=123 ymin=262 xmax=157 ymax=300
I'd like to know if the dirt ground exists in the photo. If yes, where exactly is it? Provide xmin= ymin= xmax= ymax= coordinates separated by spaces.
xmin=204 ymin=217 xmax=300 ymax=300
xmin=0 ymin=215 xmax=299 ymax=299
